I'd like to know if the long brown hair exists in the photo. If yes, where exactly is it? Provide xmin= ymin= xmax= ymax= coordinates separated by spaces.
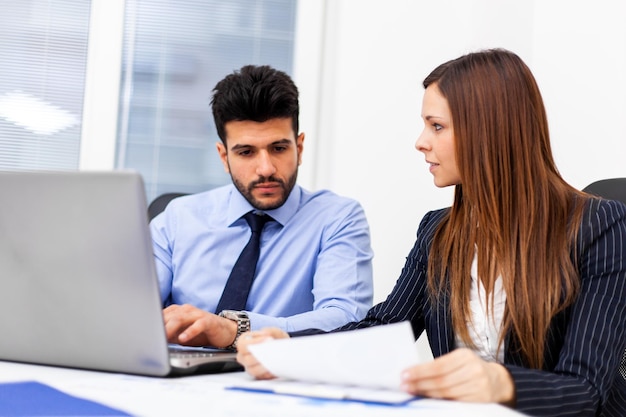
xmin=424 ymin=49 xmax=588 ymax=368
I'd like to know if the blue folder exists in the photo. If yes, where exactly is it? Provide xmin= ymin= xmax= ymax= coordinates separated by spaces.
xmin=0 ymin=381 xmax=131 ymax=416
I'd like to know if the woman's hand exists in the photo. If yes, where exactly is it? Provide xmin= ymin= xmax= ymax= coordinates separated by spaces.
xmin=236 ymin=327 xmax=289 ymax=379
xmin=400 ymin=348 xmax=515 ymax=406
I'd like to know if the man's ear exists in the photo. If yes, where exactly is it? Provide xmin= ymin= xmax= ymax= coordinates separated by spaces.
xmin=296 ymin=132 xmax=305 ymax=166
xmin=216 ymin=142 xmax=230 ymax=173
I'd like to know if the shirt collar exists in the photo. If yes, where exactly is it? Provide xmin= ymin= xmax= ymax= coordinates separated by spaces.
xmin=227 ymin=183 xmax=301 ymax=227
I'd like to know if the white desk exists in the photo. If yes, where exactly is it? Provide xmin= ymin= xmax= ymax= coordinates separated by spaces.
xmin=0 ymin=360 xmax=526 ymax=416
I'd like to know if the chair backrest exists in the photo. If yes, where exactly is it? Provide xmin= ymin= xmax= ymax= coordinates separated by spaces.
xmin=147 ymin=192 xmax=188 ymax=221
xmin=582 ymin=178 xmax=626 ymax=205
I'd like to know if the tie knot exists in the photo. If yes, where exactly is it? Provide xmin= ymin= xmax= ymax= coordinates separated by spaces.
xmin=243 ymin=211 xmax=271 ymax=233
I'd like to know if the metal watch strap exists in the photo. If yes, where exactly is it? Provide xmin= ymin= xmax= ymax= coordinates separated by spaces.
xmin=218 ymin=310 xmax=250 ymax=350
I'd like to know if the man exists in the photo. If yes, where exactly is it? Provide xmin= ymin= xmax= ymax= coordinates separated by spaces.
xmin=150 ymin=65 xmax=373 ymax=350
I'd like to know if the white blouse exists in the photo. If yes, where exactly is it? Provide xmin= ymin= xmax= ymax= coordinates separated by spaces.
xmin=454 ymin=253 xmax=507 ymax=363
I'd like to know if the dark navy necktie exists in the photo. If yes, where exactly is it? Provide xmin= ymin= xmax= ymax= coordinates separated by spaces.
xmin=215 ymin=211 xmax=272 ymax=312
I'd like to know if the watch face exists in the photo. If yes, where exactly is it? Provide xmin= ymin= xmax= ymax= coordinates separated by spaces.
xmin=219 ymin=310 xmax=250 ymax=350
xmin=220 ymin=310 xmax=248 ymax=320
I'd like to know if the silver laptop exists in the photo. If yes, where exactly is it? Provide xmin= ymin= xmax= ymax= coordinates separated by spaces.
xmin=0 ymin=170 xmax=239 ymax=376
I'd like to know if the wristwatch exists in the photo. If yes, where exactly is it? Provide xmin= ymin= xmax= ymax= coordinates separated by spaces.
xmin=218 ymin=310 xmax=250 ymax=350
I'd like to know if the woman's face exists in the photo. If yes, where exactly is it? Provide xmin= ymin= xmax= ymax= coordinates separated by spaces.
xmin=415 ymin=83 xmax=461 ymax=188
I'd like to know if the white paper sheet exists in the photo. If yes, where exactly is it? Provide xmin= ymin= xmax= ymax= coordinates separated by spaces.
xmin=247 ymin=321 xmax=425 ymax=393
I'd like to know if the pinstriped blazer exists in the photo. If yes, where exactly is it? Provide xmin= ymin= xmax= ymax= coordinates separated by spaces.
xmin=323 ymin=198 xmax=626 ymax=416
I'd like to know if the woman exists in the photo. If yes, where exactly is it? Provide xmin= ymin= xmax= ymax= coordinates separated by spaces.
xmin=236 ymin=49 xmax=626 ymax=416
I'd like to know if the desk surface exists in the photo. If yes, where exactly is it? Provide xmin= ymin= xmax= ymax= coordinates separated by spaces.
xmin=0 ymin=360 xmax=526 ymax=416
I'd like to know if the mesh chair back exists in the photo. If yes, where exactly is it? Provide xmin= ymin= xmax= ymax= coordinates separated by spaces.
xmin=582 ymin=178 xmax=626 ymax=204
xmin=147 ymin=192 xmax=188 ymax=221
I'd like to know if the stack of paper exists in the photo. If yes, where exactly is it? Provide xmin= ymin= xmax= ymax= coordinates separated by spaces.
xmin=230 ymin=321 xmax=426 ymax=404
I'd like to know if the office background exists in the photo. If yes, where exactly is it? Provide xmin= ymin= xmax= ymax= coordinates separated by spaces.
xmin=1 ymin=0 xmax=625 ymax=303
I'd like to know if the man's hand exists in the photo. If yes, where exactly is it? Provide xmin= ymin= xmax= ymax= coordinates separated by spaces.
xmin=400 ymin=348 xmax=515 ymax=406
xmin=236 ymin=327 xmax=289 ymax=379
xmin=163 ymin=304 xmax=237 ymax=348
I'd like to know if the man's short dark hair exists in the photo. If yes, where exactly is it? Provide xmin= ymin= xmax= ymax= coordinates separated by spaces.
xmin=210 ymin=65 xmax=299 ymax=144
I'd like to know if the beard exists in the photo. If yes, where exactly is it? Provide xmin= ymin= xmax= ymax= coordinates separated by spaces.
xmin=231 ymin=169 xmax=298 ymax=211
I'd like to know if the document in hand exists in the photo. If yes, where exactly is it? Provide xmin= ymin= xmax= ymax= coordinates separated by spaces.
xmin=231 ymin=321 xmax=425 ymax=404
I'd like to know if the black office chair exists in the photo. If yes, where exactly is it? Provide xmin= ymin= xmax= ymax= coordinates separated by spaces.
xmin=582 ymin=178 xmax=626 ymax=381
xmin=147 ymin=192 xmax=188 ymax=221
xmin=582 ymin=178 xmax=626 ymax=204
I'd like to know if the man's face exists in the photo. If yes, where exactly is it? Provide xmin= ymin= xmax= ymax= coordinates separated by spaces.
xmin=217 ymin=117 xmax=304 ymax=210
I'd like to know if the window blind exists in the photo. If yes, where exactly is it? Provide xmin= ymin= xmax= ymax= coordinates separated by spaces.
xmin=0 ymin=1 xmax=91 ymax=170
xmin=116 ymin=0 xmax=298 ymax=202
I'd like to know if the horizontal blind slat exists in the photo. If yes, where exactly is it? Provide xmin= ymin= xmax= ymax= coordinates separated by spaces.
xmin=0 ymin=0 xmax=91 ymax=171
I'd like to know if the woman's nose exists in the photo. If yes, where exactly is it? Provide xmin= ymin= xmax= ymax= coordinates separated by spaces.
xmin=415 ymin=130 xmax=429 ymax=152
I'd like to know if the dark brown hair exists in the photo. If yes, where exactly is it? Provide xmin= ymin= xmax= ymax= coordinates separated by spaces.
xmin=211 ymin=65 xmax=299 ymax=144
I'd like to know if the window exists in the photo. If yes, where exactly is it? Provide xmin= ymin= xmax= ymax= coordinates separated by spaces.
xmin=0 ymin=1 xmax=91 ymax=170
xmin=116 ymin=0 xmax=298 ymax=202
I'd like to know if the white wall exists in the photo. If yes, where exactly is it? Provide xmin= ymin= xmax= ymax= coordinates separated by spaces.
xmin=78 ymin=0 xmax=626 ymax=306
xmin=294 ymin=0 xmax=626 ymax=303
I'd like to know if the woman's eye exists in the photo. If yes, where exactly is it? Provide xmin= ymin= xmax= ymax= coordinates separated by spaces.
xmin=433 ymin=123 xmax=443 ymax=131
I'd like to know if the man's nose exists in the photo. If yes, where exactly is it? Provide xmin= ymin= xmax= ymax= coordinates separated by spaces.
xmin=256 ymin=151 xmax=277 ymax=177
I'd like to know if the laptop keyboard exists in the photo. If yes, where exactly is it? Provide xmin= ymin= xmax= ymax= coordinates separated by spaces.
xmin=168 ymin=346 xmax=228 ymax=358
xmin=167 ymin=344 xmax=239 ymax=371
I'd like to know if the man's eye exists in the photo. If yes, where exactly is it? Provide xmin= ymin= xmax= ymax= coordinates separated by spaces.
xmin=238 ymin=150 xmax=252 ymax=156
xmin=274 ymin=146 xmax=287 ymax=152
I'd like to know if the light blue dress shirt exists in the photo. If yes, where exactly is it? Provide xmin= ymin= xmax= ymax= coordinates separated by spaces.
xmin=150 ymin=184 xmax=374 ymax=332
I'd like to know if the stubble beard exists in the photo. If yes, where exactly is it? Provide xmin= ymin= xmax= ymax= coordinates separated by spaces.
xmin=231 ymin=169 xmax=298 ymax=211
